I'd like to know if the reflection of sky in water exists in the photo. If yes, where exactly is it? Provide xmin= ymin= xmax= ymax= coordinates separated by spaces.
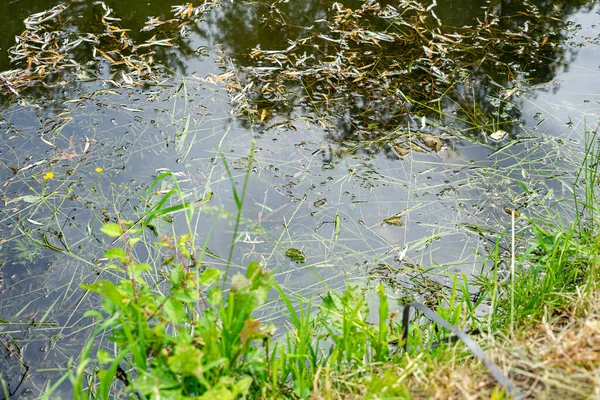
xmin=0 ymin=0 xmax=598 ymax=395
xmin=520 ymin=7 xmax=600 ymax=141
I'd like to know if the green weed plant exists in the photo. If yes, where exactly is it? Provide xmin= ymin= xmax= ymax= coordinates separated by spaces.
xmin=78 ymin=224 xmax=275 ymax=399
xmin=67 ymin=227 xmax=410 ymax=399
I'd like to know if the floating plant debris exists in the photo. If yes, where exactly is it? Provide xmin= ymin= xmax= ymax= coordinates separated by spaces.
xmin=224 ymin=0 xmax=571 ymax=153
xmin=488 ymin=129 xmax=509 ymax=142
xmin=383 ymin=213 xmax=404 ymax=226
xmin=420 ymin=133 xmax=444 ymax=152
xmin=0 ymin=2 xmax=219 ymax=97
xmin=285 ymin=248 xmax=306 ymax=262
xmin=313 ymin=198 xmax=327 ymax=207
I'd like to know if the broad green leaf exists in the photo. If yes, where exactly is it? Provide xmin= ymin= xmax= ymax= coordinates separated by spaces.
xmin=200 ymin=268 xmax=224 ymax=286
xmin=83 ymin=310 xmax=103 ymax=319
xmin=105 ymin=263 xmax=124 ymax=272
xmin=208 ymin=287 xmax=222 ymax=306
xmin=230 ymin=274 xmax=250 ymax=293
xmin=101 ymin=297 xmax=117 ymax=315
xmin=104 ymin=248 xmax=128 ymax=261
xmin=240 ymin=319 xmax=262 ymax=344
xmin=82 ymin=280 xmax=125 ymax=308
xmin=100 ymin=223 xmax=123 ymax=238
xmin=20 ymin=195 xmax=42 ymax=204
xmin=166 ymin=343 xmax=203 ymax=378
xmin=170 ymin=264 xmax=182 ymax=283
xmin=131 ymin=263 xmax=151 ymax=283
xmin=199 ymin=388 xmax=235 ymax=400
xmin=163 ymin=297 xmax=186 ymax=324
xmin=133 ymin=369 xmax=180 ymax=397
xmin=97 ymin=349 xmax=113 ymax=364
xmin=233 ymin=377 xmax=253 ymax=397
xmin=133 ymin=263 xmax=152 ymax=272
xmin=172 ymin=291 xmax=196 ymax=303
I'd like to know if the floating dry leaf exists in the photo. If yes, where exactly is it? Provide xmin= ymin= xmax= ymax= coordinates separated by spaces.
xmin=383 ymin=213 xmax=404 ymax=226
xmin=0 ymin=1 xmax=219 ymax=96
xmin=313 ymin=198 xmax=327 ymax=207
xmin=391 ymin=144 xmax=410 ymax=157
xmin=420 ymin=134 xmax=443 ymax=152
xmin=409 ymin=142 xmax=428 ymax=153
xmin=489 ymin=130 xmax=509 ymax=142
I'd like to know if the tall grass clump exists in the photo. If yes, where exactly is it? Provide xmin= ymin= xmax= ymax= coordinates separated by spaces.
xmin=479 ymin=125 xmax=600 ymax=331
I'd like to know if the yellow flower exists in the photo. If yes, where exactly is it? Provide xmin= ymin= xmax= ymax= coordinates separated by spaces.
xmin=96 ymin=167 xmax=103 ymax=173
xmin=43 ymin=172 xmax=54 ymax=180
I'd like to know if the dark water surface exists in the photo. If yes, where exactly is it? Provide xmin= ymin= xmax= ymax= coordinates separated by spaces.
xmin=0 ymin=0 xmax=598 ymax=396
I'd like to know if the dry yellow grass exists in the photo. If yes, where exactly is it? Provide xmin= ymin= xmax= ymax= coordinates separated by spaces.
xmin=318 ymin=291 xmax=600 ymax=399
xmin=415 ymin=291 xmax=600 ymax=399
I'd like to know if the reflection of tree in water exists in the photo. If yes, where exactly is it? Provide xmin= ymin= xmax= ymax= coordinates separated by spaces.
xmin=0 ymin=0 xmax=217 ymax=71
xmin=204 ymin=0 xmax=592 ymax=153
xmin=0 ymin=1 xmax=216 ymax=102
xmin=0 ymin=0 xmax=594 ymax=149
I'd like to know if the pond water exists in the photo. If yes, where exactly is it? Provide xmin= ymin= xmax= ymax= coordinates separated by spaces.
xmin=0 ymin=0 xmax=598 ymax=396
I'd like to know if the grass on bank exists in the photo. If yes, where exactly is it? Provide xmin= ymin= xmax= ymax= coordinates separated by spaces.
xmin=41 ymin=128 xmax=600 ymax=400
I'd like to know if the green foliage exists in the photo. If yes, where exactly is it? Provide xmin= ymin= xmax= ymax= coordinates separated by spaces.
xmin=70 ymin=125 xmax=600 ymax=397
xmin=320 ymin=286 xmax=370 ymax=365
xmin=476 ymin=127 xmax=600 ymax=330
xmin=100 ymin=223 xmax=122 ymax=238
xmin=275 ymin=285 xmax=319 ymax=398
xmin=71 ymin=223 xmax=429 ymax=399
xmin=68 ymin=193 xmax=600 ymax=400
xmin=361 ymin=368 xmax=411 ymax=399
xmin=79 ymin=227 xmax=276 ymax=399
